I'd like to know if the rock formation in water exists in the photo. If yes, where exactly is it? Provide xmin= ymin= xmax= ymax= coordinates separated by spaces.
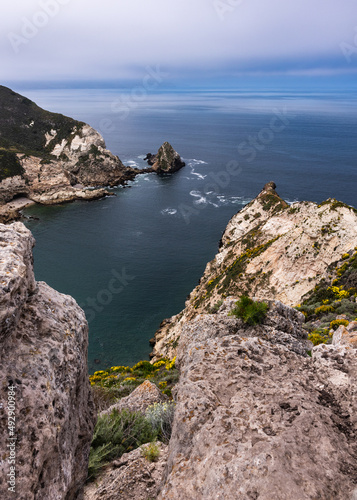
xmin=144 ymin=142 xmax=185 ymax=174
xmin=0 ymin=85 xmax=137 ymax=220
xmin=151 ymin=182 xmax=357 ymax=361
xmin=0 ymin=222 xmax=96 ymax=499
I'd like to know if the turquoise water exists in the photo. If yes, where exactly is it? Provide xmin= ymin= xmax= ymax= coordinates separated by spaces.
xmin=21 ymin=89 xmax=357 ymax=371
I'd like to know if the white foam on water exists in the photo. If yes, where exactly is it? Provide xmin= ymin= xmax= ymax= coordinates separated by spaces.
xmin=161 ymin=208 xmax=178 ymax=215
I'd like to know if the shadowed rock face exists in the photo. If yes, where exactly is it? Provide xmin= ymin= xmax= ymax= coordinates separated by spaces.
xmin=144 ymin=142 xmax=185 ymax=174
xmin=158 ymin=299 xmax=357 ymax=500
xmin=0 ymin=222 xmax=96 ymax=500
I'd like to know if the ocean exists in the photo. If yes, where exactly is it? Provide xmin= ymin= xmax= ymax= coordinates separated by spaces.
xmin=19 ymin=88 xmax=357 ymax=371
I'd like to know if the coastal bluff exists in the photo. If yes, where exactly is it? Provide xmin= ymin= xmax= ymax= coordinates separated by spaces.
xmin=0 ymin=86 xmax=137 ymax=221
xmin=0 ymin=222 xmax=96 ymax=499
xmin=152 ymin=182 xmax=357 ymax=361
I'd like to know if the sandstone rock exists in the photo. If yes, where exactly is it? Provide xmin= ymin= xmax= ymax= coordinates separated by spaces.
xmin=101 ymin=380 xmax=167 ymax=416
xmin=84 ymin=442 xmax=168 ymax=500
xmin=144 ymin=142 xmax=185 ymax=174
xmin=159 ymin=302 xmax=357 ymax=500
xmin=332 ymin=323 xmax=357 ymax=348
xmin=0 ymin=222 xmax=96 ymax=499
xmin=151 ymin=183 xmax=357 ymax=360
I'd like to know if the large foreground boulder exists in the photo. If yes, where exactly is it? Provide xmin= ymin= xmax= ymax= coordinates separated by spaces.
xmin=159 ymin=299 xmax=357 ymax=499
xmin=0 ymin=222 xmax=96 ymax=499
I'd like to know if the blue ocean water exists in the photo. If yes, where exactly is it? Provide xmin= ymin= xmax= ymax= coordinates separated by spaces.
xmin=20 ymin=88 xmax=357 ymax=371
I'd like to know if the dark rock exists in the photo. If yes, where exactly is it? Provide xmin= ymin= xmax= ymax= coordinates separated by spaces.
xmin=144 ymin=142 xmax=185 ymax=174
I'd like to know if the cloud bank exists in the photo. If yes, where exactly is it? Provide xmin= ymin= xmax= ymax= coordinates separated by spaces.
xmin=1 ymin=0 xmax=357 ymax=84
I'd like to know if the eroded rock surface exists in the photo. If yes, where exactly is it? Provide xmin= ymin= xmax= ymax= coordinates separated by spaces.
xmin=159 ymin=299 xmax=357 ymax=500
xmin=84 ymin=442 xmax=168 ymax=500
xmin=0 ymin=222 xmax=96 ymax=499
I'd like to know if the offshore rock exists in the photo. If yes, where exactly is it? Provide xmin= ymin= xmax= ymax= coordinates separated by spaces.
xmin=144 ymin=142 xmax=185 ymax=174
xmin=0 ymin=222 xmax=96 ymax=499
xmin=151 ymin=183 xmax=357 ymax=360
xmin=84 ymin=442 xmax=168 ymax=500
xmin=159 ymin=299 xmax=357 ymax=499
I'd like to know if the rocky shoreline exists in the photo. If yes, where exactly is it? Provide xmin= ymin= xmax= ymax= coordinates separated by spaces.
xmin=0 ymin=86 xmax=184 ymax=224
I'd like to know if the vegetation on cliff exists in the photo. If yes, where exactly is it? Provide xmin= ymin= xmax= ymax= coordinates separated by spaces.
xmin=296 ymin=247 xmax=357 ymax=345
xmin=88 ymin=358 xmax=178 ymax=480
xmin=0 ymin=85 xmax=84 ymax=165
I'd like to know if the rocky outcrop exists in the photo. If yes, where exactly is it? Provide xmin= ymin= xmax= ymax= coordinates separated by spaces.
xmin=159 ymin=299 xmax=357 ymax=499
xmin=0 ymin=222 xmax=96 ymax=499
xmin=84 ymin=442 xmax=168 ymax=500
xmin=151 ymin=182 xmax=357 ymax=360
xmin=144 ymin=142 xmax=185 ymax=174
xmin=0 ymin=86 xmax=137 ymax=212
xmin=101 ymin=380 xmax=167 ymax=416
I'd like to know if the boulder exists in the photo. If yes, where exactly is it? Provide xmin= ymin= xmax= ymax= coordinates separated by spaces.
xmin=158 ymin=300 xmax=357 ymax=499
xmin=84 ymin=442 xmax=168 ymax=500
xmin=0 ymin=222 xmax=96 ymax=499
xmin=101 ymin=380 xmax=168 ymax=416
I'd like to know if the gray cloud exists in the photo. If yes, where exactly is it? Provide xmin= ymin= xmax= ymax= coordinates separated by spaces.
xmin=1 ymin=0 xmax=357 ymax=82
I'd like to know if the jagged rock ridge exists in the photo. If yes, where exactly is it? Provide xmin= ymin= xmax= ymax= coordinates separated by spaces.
xmin=0 ymin=222 xmax=96 ymax=499
xmin=151 ymin=182 xmax=357 ymax=361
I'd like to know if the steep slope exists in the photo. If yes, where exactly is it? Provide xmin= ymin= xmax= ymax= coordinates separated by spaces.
xmin=0 ymin=86 xmax=136 ymax=209
xmin=0 ymin=222 xmax=96 ymax=499
xmin=151 ymin=182 xmax=357 ymax=360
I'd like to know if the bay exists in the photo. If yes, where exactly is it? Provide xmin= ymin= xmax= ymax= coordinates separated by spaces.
xmin=21 ymin=88 xmax=357 ymax=371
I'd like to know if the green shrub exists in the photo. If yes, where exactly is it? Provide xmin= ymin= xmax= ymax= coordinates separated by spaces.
xmin=141 ymin=442 xmax=160 ymax=462
xmin=229 ymin=296 xmax=269 ymax=325
xmin=308 ymin=329 xmax=331 ymax=346
xmin=88 ymin=409 xmax=157 ymax=481
xmin=314 ymin=304 xmax=334 ymax=315
xmin=145 ymin=402 xmax=176 ymax=444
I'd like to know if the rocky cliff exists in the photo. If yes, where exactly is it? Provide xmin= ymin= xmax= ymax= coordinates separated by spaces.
xmin=152 ymin=182 xmax=357 ymax=360
xmin=159 ymin=299 xmax=357 ymax=499
xmin=0 ymin=222 xmax=96 ymax=499
xmin=0 ymin=86 xmax=137 ymax=216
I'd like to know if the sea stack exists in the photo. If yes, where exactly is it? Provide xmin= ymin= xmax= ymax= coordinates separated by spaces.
xmin=144 ymin=142 xmax=185 ymax=174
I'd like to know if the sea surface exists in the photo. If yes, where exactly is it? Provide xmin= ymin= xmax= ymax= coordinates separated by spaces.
xmin=19 ymin=88 xmax=357 ymax=371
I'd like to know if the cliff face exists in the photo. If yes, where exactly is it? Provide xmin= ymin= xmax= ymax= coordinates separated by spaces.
xmin=159 ymin=299 xmax=357 ymax=499
xmin=0 ymin=86 xmax=136 ymax=210
xmin=0 ymin=222 xmax=96 ymax=499
xmin=152 ymin=182 xmax=357 ymax=360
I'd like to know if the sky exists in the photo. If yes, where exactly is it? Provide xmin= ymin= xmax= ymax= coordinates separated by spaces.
xmin=1 ymin=0 xmax=357 ymax=89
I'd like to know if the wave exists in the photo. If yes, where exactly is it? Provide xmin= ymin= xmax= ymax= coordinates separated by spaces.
xmin=161 ymin=208 xmax=178 ymax=215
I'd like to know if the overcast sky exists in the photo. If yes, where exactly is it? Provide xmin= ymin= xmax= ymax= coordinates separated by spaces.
xmin=1 ymin=0 xmax=357 ymax=87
